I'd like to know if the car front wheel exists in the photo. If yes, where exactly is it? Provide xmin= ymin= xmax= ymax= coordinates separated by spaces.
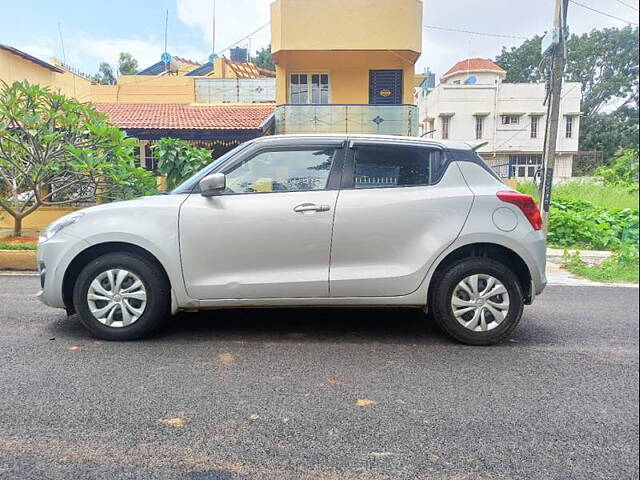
xmin=73 ymin=252 xmax=170 ymax=340
xmin=430 ymin=258 xmax=524 ymax=345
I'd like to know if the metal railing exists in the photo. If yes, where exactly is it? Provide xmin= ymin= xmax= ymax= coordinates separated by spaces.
xmin=195 ymin=78 xmax=276 ymax=103
xmin=274 ymin=104 xmax=419 ymax=136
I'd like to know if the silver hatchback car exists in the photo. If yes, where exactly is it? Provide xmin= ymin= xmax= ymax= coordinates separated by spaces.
xmin=37 ymin=134 xmax=546 ymax=345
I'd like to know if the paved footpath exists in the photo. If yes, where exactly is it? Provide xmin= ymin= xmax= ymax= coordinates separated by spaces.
xmin=0 ymin=275 xmax=638 ymax=480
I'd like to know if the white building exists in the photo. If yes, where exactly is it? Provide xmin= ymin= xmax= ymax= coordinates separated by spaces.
xmin=417 ymin=58 xmax=582 ymax=181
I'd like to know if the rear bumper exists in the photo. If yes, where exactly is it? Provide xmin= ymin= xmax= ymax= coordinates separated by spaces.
xmin=525 ymin=230 xmax=548 ymax=300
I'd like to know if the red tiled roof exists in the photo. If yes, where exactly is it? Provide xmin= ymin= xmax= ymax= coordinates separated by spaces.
xmin=443 ymin=58 xmax=505 ymax=78
xmin=93 ymin=103 xmax=275 ymax=130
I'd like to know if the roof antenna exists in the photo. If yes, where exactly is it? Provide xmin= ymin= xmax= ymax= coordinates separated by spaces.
xmin=58 ymin=22 xmax=67 ymax=64
xmin=212 ymin=0 xmax=216 ymax=55
xmin=162 ymin=9 xmax=170 ymax=73
xmin=164 ymin=9 xmax=169 ymax=54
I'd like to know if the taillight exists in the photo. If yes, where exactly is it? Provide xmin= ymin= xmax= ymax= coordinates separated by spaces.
xmin=497 ymin=191 xmax=542 ymax=230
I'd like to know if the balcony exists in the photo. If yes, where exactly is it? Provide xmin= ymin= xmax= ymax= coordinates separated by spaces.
xmin=195 ymin=78 xmax=276 ymax=103
xmin=274 ymin=104 xmax=419 ymax=136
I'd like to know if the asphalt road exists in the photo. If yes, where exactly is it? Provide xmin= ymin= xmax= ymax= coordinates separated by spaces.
xmin=0 ymin=276 xmax=638 ymax=480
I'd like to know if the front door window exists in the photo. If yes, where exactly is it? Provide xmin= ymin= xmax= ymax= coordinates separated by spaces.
xmin=223 ymin=148 xmax=336 ymax=194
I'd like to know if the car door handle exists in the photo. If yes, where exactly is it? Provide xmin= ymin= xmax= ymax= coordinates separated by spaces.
xmin=293 ymin=203 xmax=331 ymax=213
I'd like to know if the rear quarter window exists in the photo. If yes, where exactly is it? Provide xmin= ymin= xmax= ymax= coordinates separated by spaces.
xmin=446 ymin=149 xmax=504 ymax=182
xmin=352 ymin=145 xmax=447 ymax=188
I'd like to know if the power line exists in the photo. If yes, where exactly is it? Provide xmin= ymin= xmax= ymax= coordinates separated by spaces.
xmin=615 ymin=0 xmax=639 ymax=12
xmin=569 ymin=0 xmax=639 ymax=25
xmin=423 ymin=25 xmax=527 ymax=40
xmin=215 ymin=22 xmax=270 ymax=57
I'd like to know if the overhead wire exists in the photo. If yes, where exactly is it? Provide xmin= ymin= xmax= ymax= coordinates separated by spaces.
xmin=569 ymin=0 xmax=639 ymax=25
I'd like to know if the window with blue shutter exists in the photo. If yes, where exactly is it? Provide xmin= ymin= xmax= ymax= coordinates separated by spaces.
xmin=369 ymin=70 xmax=403 ymax=105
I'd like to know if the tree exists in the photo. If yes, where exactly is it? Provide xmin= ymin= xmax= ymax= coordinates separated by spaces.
xmin=495 ymin=35 xmax=545 ymax=83
xmin=93 ymin=62 xmax=116 ymax=85
xmin=153 ymin=138 xmax=212 ymax=190
xmin=252 ymin=45 xmax=274 ymax=71
xmin=118 ymin=52 xmax=139 ymax=76
xmin=0 ymin=81 xmax=157 ymax=235
xmin=495 ymin=27 xmax=639 ymax=158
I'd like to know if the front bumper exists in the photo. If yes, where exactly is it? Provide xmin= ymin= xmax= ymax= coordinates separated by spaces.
xmin=37 ymin=233 xmax=91 ymax=309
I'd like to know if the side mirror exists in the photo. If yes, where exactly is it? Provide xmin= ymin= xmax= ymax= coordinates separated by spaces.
xmin=199 ymin=173 xmax=226 ymax=197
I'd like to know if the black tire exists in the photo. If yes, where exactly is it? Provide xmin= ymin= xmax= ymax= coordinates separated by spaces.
xmin=430 ymin=258 xmax=524 ymax=346
xmin=73 ymin=252 xmax=170 ymax=340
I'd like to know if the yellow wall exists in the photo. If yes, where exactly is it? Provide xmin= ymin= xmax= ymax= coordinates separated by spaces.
xmin=271 ymin=0 xmax=422 ymax=54
xmin=53 ymin=69 xmax=92 ymax=102
xmin=275 ymin=50 xmax=417 ymax=104
xmin=0 ymin=206 xmax=81 ymax=231
xmin=271 ymin=0 xmax=422 ymax=105
xmin=0 ymin=50 xmax=92 ymax=101
xmin=1 ymin=49 xmax=55 ymax=88
xmin=91 ymin=75 xmax=196 ymax=103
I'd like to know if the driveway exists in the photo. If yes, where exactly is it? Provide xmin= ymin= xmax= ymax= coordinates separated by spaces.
xmin=0 ymin=276 xmax=638 ymax=480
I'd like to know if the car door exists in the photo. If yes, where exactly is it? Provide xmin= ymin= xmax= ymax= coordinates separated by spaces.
xmin=180 ymin=139 xmax=345 ymax=300
xmin=329 ymin=141 xmax=474 ymax=298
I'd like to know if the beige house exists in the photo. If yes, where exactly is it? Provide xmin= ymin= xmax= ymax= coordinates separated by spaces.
xmin=418 ymin=58 xmax=582 ymax=181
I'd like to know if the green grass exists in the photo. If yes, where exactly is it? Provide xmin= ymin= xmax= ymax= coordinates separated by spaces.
xmin=553 ymin=182 xmax=639 ymax=210
xmin=515 ymin=180 xmax=639 ymax=210
xmin=0 ymin=242 xmax=37 ymax=250
xmin=563 ymin=248 xmax=639 ymax=284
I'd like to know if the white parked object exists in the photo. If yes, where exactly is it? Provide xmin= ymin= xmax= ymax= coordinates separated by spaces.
xmin=38 ymin=134 xmax=546 ymax=345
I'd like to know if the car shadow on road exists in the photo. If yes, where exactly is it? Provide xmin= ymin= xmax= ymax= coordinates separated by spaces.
xmin=48 ymin=306 xmax=553 ymax=346
xmin=48 ymin=307 xmax=462 ymax=345
xmin=162 ymin=307 xmax=449 ymax=344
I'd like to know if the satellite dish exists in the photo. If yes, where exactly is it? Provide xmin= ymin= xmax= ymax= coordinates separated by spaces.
xmin=208 ymin=53 xmax=218 ymax=64
xmin=466 ymin=75 xmax=478 ymax=85
xmin=161 ymin=52 xmax=172 ymax=64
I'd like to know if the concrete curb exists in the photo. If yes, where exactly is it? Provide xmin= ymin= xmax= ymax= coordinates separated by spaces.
xmin=547 ymin=248 xmax=612 ymax=261
xmin=0 ymin=250 xmax=37 ymax=271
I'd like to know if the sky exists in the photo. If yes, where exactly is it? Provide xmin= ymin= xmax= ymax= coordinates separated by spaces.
xmin=0 ymin=0 xmax=638 ymax=79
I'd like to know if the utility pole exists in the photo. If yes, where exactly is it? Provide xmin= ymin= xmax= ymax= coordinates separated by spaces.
xmin=540 ymin=0 xmax=569 ymax=234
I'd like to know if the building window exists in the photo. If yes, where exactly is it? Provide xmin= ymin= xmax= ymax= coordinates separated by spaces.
xmin=531 ymin=116 xmax=539 ymax=138
xmin=501 ymin=115 xmax=520 ymax=125
xmin=475 ymin=116 xmax=484 ymax=140
xmin=509 ymin=154 xmax=543 ymax=179
xmin=565 ymin=116 xmax=574 ymax=138
xmin=441 ymin=117 xmax=450 ymax=140
xmin=290 ymin=73 xmax=329 ymax=104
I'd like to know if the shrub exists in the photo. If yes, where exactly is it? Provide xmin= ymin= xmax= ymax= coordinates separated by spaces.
xmin=0 ymin=81 xmax=157 ymax=235
xmin=153 ymin=138 xmax=212 ymax=190
xmin=548 ymin=198 xmax=638 ymax=250
xmin=596 ymin=148 xmax=639 ymax=192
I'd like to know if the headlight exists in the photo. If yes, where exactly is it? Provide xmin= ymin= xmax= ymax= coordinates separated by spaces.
xmin=39 ymin=211 xmax=85 ymax=243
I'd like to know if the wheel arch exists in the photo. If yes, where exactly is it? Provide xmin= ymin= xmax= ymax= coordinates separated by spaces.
xmin=427 ymin=242 xmax=533 ymax=308
xmin=62 ymin=242 xmax=171 ymax=314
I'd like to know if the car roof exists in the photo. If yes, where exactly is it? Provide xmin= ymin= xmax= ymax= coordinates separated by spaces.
xmin=252 ymin=134 xmax=476 ymax=151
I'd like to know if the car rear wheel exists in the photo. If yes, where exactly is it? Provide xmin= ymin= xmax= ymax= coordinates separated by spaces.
xmin=430 ymin=258 xmax=524 ymax=345
xmin=73 ymin=252 xmax=170 ymax=340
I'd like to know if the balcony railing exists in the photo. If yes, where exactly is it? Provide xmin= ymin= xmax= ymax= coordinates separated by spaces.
xmin=195 ymin=78 xmax=276 ymax=103
xmin=274 ymin=104 xmax=419 ymax=137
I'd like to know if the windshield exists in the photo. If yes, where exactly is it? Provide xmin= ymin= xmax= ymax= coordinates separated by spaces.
xmin=171 ymin=143 xmax=248 ymax=194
